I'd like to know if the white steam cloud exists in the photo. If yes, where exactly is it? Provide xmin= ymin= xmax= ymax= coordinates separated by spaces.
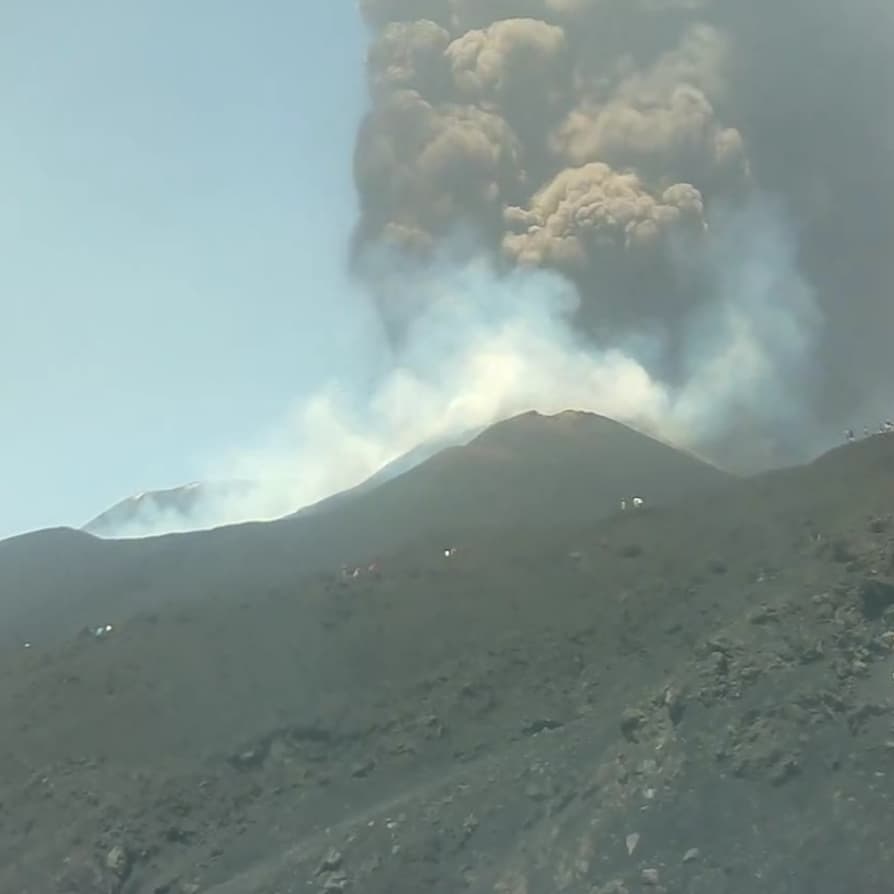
xmin=90 ymin=195 xmax=822 ymax=539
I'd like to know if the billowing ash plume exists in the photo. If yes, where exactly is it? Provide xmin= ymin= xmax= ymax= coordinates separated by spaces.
xmin=83 ymin=0 xmax=893 ymax=538
xmin=354 ymin=0 xmax=894 ymax=439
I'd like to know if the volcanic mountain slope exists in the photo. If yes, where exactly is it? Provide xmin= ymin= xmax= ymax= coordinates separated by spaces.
xmin=82 ymin=480 xmax=257 ymax=538
xmin=83 ymin=427 xmax=485 ymax=538
xmin=0 ymin=411 xmax=730 ymax=649
xmin=1 ymin=430 xmax=893 ymax=892
xmin=287 ymin=423 xmax=484 ymax=522
xmin=295 ymin=409 xmax=731 ymax=532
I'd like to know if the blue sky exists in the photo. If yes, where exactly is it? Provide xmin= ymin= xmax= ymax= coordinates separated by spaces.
xmin=1 ymin=2 xmax=375 ymax=538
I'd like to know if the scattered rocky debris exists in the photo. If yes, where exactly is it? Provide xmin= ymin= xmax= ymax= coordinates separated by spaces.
xmin=316 ymin=847 xmax=344 ymax=875
xmin=351 ymin=758 xmax=376 ymax=778
xmin=641 ymin=867 xmax=661 ymax=886
xmin=105 ymin=844 xmax=132 ymax=881
xmin=521 ymin=718 xmax=563 ymax=736
xmin=859 ymin=577 xmax=894 ymax=619
xmin=620 ymin=708 xmax=646 ymax=742
xmin=3 ymin=429 xmax=894 ymax=892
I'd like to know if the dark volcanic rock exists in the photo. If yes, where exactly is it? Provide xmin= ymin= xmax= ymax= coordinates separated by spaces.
xmin=0 ymin=411 xmax=732 ymax=650
xmin=859 ymin=577 xmax=894 ymax=619
xmin=2 ymin=422 xmax=894 ymax=893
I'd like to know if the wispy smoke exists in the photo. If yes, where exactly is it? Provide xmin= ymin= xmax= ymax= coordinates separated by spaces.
xmin=95 ymin=194 xmax=820 ymax=537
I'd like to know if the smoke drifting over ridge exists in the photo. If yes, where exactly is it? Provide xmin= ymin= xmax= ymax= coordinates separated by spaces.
xmin=94 ymin=215 xmax=815 ymax=538
xmin=84 ymin=1 xmax=892 ymax=538
xmin=354 ymin=0 xmax=894 ymax=435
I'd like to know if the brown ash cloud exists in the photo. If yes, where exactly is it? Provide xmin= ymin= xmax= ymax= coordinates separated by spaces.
xmin=351 ymin=0 xmax=894 ymax=461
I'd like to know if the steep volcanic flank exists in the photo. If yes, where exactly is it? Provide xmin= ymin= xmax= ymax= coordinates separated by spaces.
xmin=1 ymin=427 xmax=893 ymax=891
xmin=0 ymin=411 xmax=729 ymax=649
xmin=338 ymin=408 xmax=731 ymax=532
xmin=82 ymin=429 xmax=485 ymax=539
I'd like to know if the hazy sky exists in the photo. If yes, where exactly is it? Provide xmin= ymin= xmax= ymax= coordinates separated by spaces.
xmin=1 ymin=2 xmax=372 ymax=538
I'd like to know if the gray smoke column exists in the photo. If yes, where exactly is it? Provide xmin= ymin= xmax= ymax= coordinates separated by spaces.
xmin=354 ymin=0 xmax=894 ymax=446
